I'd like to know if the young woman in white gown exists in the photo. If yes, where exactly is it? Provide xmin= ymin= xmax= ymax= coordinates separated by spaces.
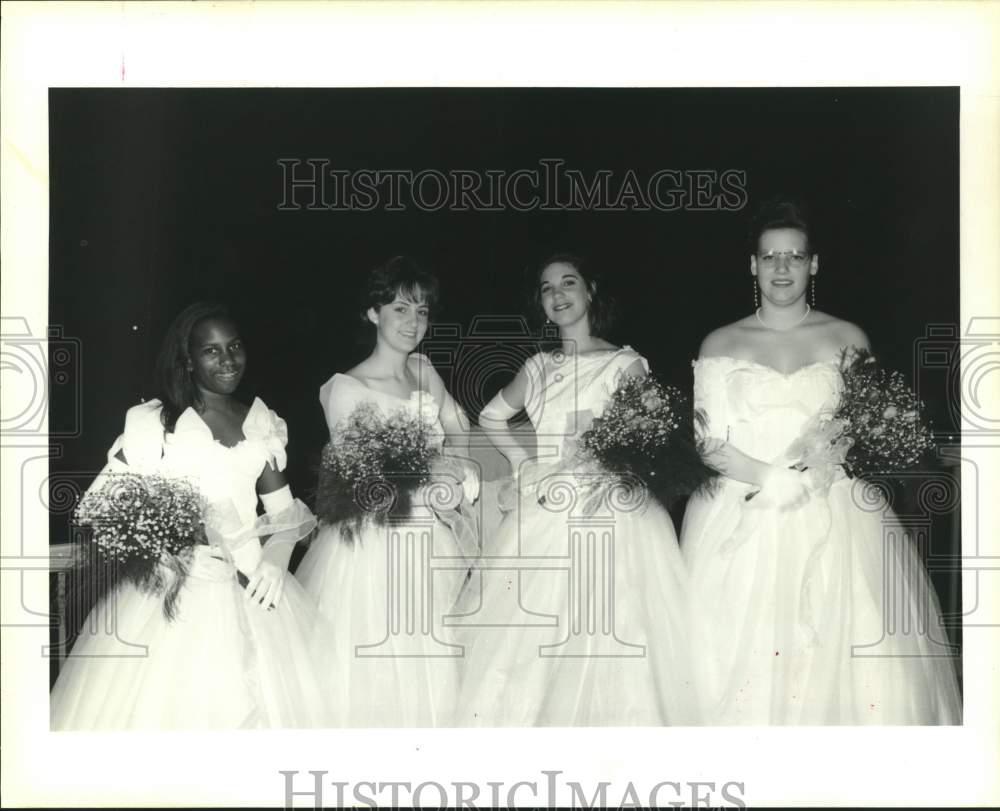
xmin=457 ymin=254 xmax=700 ymax=726
xmin=50 ymin=303 xmax=333 ymax=730
xmin=681 ymin=198 xmax=962 ymax=725
xmin=295 ymin=257 xmax=478 ymax=727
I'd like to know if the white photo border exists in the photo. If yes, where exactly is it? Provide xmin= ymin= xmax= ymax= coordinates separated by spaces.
xmin=2 ymin=1 xmax=998 ymax=807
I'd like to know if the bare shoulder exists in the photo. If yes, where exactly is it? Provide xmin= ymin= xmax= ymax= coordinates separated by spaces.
xmin=698 ymin=317 xmax=754 ymax=358
xmin=814 ymin=312 xmax=870 ymax=352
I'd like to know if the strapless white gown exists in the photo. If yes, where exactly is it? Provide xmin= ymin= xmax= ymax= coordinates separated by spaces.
xmin=681 ymin=357 xmax=962 ymax=725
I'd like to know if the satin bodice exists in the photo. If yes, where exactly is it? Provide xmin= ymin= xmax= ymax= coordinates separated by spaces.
xmin=319 ymin=373 xmax=445 ymax=451
xmin=523 ymin=347 xmax=649 ymax=457
xmin=106 ymin=397 xmax=289 ymax=528
xmin=692 ymin=356 xmax=841 ymax=464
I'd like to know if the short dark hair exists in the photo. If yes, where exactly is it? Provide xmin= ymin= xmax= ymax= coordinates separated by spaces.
xmin=524 ymin=252 xmax=617 ymax=340
xmin=748 ymin=195 xmax=815 ymax=254
xmin=154 ymin=301 xmax=235 ymax=431
xmin=361 ymin=255 xmax=440 ymax=322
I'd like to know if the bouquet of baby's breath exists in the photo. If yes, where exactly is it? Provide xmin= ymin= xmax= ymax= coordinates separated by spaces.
xmin=578 ymin=374 xmax=718 ymax=509
xmin=834 ymin=348 xmax=935 ymax=478
xmin=73 ymin=473 xmax=206 ymax=620
xmin=315 ymin=402 xmax=438 ymax=538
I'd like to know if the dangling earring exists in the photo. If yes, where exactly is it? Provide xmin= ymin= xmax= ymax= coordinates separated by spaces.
xmin=752 ymin=276 xmax=759 ymax=309
xmin=810 ymin=276 xmax=816 ymax=308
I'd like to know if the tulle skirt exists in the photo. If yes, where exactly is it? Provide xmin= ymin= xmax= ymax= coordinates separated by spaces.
xmin=681 ymin=477 xmax=963 ymax=725
xmin=455 ymin=479 xmax=701 ymax=727
xmin=294 ymin=511 xmax=471 ymax=727
xmin=50 ymin=546 xmax=336 ymax=730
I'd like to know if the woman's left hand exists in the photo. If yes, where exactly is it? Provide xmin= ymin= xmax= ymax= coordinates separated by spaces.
xmin=244 ymin=559 xmax=285 ymax=611
xmin=440 ymin=454 xmax=481 ymax=504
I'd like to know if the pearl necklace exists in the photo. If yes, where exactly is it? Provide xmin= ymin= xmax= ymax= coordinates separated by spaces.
xmin=755 ymin=304 xmax=811 ymax=331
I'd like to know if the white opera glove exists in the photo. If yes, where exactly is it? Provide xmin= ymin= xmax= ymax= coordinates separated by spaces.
xmin=752 ymin=465 xmax=811 ymax=512
xmin=458 ymin=458 xmax=480 ymax=504
xmin=439 ymin=452 xmax=480 ymax=504
xmin=244 ymin=557 xmax=284 ymax=611
xmin=242 ymin=485 xmax=296 ymax=611
xmin=422 ymin=455 xmax=481 ymax=511
xmin=230 ymin=538 xmax=264 ymax=579
xmin=203 ymin=498 xmax=262 ymax=578
xmin=203 ymin=500 xmax=267 ymax=609
xmin=479 ymin=390 xmax=531 ymax=476
xmin=260 ymin=484 xmax=294 ymax=516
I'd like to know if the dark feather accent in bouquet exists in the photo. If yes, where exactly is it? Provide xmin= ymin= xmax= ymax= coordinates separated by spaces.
xmin=314 ymin=402 xmax=438 ymax=538
xmin=578 ymin=374 xmax=721 ymax=510
xmin=72 ymin=473 xmax=205 ymax=621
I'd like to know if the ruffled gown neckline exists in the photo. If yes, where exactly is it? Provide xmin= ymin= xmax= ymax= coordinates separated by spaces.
xmin=692 ymin=354 xmax=840 ymax=379
xmin=174 ymin=396 xmax=269 ymax=448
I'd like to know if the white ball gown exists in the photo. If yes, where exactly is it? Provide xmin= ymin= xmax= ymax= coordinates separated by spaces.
xmin=50 ymin=398 xmax=336 ymax=730
xmin=294 ymin=362 xmax=479 ymax=727
xmin=681 ymin=356 xmax=963 ymax=725
xmin=457 ymin=347 xmax=701 ymax=726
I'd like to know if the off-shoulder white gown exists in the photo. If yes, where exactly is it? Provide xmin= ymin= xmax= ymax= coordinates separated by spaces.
xmin=681 ymin=357 xmax=962 ymax=724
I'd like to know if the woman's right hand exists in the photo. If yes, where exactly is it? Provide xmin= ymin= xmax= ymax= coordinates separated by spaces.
xmin=751 ymin=465 xmax=811 ymax=512
xmin=421 ymin=457 xmax=465 ymax=511
xmin=229 ymin=538 xmax=263 ymax=578
xmin=244 ymin=559 xmax=284 ymax=611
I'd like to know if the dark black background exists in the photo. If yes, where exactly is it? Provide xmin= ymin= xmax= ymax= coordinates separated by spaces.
xmin=48 ymin=87 xmax=962 ymax=648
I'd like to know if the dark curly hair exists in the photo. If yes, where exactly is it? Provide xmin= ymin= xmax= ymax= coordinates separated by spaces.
xmin=360 ymin=255 xmax=440 ymax=323
xmin=524 ymin=252 xmax=616 ymax=340
xmin=154 ymin=301 xmax=235 ymax=431
xmin=747 ymin=195 xmax=816 ymax=255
